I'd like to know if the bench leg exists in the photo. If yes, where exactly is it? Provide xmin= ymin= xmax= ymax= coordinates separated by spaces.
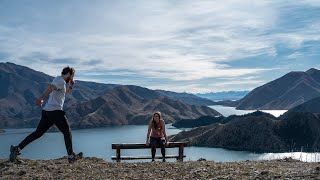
xmin=178 ymin=145 xmax=184 ymax=162
xmin=116 ymin=147 xmax=121 ymax=162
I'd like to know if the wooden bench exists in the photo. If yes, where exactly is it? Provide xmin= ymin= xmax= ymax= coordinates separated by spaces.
xmin=111 ymin=142 xmax=187 ymax=162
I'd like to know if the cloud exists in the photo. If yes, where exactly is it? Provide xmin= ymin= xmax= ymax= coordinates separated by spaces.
xmin=0 ymin=0 xmax=319 ymax=92
xmin=53 ymin=58 xmax=78 ymax=65
xmin=287 ymin=52 xmax=304 ymax=59
xmin=149 ymin=78 xmax=265 ymax=93
xmin=209 ymin=80 xmax=266 ymax=87
xmin=80 ymin=59 xmax=103 ymax=66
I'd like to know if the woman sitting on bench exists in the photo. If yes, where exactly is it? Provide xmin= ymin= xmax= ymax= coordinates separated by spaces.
xmin=146 ymin=112 xmax=168 ymax=162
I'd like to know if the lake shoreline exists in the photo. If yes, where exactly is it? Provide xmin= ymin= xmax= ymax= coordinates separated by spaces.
xmin=0 ymin=106 xmax=287 ymax=131
xmin=2 ymin=123 xmax=320 ymax=163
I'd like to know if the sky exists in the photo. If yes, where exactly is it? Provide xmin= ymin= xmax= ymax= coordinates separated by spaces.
xmin=0 ymin=0 xmax=319 ymax=93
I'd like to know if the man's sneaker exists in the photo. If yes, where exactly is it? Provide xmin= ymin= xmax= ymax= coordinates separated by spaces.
xmin=68 ymin=152 xmax=83 ymax=163
xmin=9 ymin=145 xmax=20 ymax=162
xmin=162 ymin=158 xmax=166 ymax=162
xmin=151 ymin=158 xmax=155 ymax=162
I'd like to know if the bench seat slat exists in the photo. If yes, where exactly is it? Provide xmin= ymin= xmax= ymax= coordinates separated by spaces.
xmin=111 ymin=155 xmax=186 ymax=160
xmin=112 ymin=142 xmax=187 ymax=149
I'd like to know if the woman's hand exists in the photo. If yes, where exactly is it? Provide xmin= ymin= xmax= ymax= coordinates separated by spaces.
xmin=146 ymin=141 xmax=149 ymax=146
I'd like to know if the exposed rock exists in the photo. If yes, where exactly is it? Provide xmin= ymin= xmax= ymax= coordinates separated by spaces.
xmin=197 ymin=158 xmax=207 ymax=161
xmin=17 ymin=170 xmax=26 ymax=176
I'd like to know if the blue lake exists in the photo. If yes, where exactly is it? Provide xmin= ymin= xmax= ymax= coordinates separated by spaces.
xmin=1 ymin=106 xmax=319 ymax=162
xmin=209 ymin=105 xmax=287 ymax=118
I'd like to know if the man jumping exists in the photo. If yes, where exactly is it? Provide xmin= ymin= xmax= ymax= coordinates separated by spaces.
xmin=9 ymin=66 xmax=82 ymax=163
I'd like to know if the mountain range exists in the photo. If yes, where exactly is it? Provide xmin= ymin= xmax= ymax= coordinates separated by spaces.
xmin=0 ymin=62 xmax=117 ymax=128
xmin=222 ymin=68 xmax=320 ymax=110
xmin=170 ymin=110 xmax=320 ymax=152
xmin=195 ymin=91 xmax=250 ymax=101
xmin=0 ymin=62 xmax=220 ymax=128
xmin=171 ymin=95 xmax=320 ymax=152
xmin=66 ymin=85 xmax=221 ymax=128
xmin=156 ymin=90 xmax=215 ymax=106
xmin=3 ymin=62 xmax=320 ymax=152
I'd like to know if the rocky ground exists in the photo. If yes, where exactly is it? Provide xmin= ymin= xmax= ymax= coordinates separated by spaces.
xmin=1 ymin=157 xmax=320 ymax=179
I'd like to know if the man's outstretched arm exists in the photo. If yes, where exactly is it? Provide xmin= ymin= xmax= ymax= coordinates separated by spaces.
xmin=35 ymin=85 xmax=57 ymax=106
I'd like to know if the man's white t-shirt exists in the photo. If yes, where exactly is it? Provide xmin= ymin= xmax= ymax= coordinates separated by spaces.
xmin=43 ymin=76 xmax=66 ymax=111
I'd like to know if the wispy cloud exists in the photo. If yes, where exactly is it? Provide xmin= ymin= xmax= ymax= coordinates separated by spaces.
xmin=0 ymin=0 xmax=319 ymax=92
xmin=287 ymin=52 xmax=304 ymax=59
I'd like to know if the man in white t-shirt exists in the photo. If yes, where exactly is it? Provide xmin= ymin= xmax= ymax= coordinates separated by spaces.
xmin=9 ymin=66 xmax=82 ymax=163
